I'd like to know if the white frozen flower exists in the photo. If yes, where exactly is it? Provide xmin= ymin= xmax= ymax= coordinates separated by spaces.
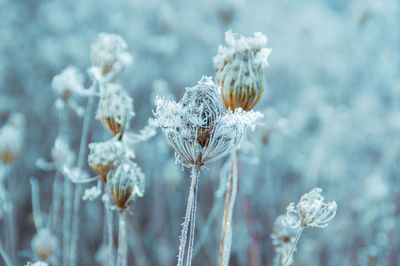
xmin=96 ymin=83 xmax=134 ymax=138
xmin=31 ymin=228 xmax=58 ymax=261
xmin=88 ymin=139 xmax=133 ymax=182
xmin=51 ymin=66 xmax=85 ymax=101
xmin=51 ymin=137 xmax=75 ymax=169
xmin=90 ymin=33 xmax=133 ymax=82
xmin=271 ymin=215 xmax=297 ymax=266
xmin=107 ymin=160 xmax=145 ymax=210
xmin=154 ymin=76 xmax=261 ymax=168
xmin=284 ymin=188 xmax=337 ymax=228
xmin=0 ymin=112 xmax=25 ymax=164
xmin=83 ymin=184 xmax=102 ymax=201
xmin=214 ymin=30 xmax=271 ymax=111
xmin=62 ymin=166 xmax=89 ymax=184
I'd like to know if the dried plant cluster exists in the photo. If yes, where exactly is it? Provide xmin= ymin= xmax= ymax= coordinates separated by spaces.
xmin=0 ymin=1 xmax=399 ymax=266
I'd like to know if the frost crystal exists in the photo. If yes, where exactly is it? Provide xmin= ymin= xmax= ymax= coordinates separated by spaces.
xmin=51 ymin=66 xmax=85 ymax=101
xmin=154 ymin=76 xmax=261 ymax=167
xmin=214 ymin=31 xmax=271 ymax=111
xmin=0 ymin=113 xmax=25 ymax=164
xmin=31 ymin=228 xmax=58 ymax=261
xmin=107 ymin=160 xmax=145 ymax=210
xmin=90 ymin=33 xmax=133 ymax=82
xmin=96 ymin=83 xmax=134 ymax=138
xmin=284 ymin=188 xmax=337 ymax=228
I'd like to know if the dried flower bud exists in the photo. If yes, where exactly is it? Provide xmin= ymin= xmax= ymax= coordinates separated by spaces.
xmin=51 ymin=66 xmax=85 ymax=101
xmin=214 ymin=31 xmax=271 ymax=111
xmin=284 ymin=188 xmax=337 ymax=228
xmin=155 ymin=76 xmax=262 ymax=167
xmin=90 ymin=33 xmax=133 ymax=81
xmin=107 ymin=161 xmax=145 ymax=211
xmin=51 ymin=137 xmax=75 ymax=168
xmin=31 ymin=228 xmax=58 ymax=261
xmin=88 ymin=139 xmax=134 ymax=182
xmin=0 ymin=113 xmax=25 ymax=164
xmin=96 ymin=84 xmax=134 ymax=138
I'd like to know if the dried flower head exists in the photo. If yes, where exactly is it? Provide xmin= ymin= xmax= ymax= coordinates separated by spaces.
xmin=154 ymin=76 xmax=262 ymax=168
xmin=284 ymin=188 xmax=337 ymax=228
xmin=96 ymin=83 xmax=134 ymax=138
xmin=271 ymin=215 xmax=297 ymax=265
xmin=214 ymin=30 xmax=271 ymax=111
xmin=51 ymin=137 xmax=75 ymax=169
xmin=31 ymin=228 xmax=58 ymax=261
xmin=51 ymin=66 xmax=85 ymax=101
xmin=0 ymin=113 xmax=25 ymax=164
xmin=90 ymin=33 xmax=133 ymax=82
xmin=88 ymin=139 xmax=134 ymax=182
xmin=107 ymin=161 xmax=145 ymax=211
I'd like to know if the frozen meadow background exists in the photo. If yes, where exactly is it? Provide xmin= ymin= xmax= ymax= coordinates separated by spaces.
xmin=1 ymin=0 xmax=400 ymax=265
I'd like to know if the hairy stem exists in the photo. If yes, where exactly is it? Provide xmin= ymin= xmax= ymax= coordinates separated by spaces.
xmin=69 ymin=92 xmax=95 ymax=266
xmin=177 ymin=167 xmax=200 ymax=266
xmin=283 ymin=227 xmax=304 ymax=266
xmin=116 ymin=212 xmax=127 ymax=266
xmin=219 ymin=151 xmax=238 ymax=266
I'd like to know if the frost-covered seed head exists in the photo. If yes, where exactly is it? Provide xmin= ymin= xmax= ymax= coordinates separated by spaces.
xmin=271 ymin=215 xmax=297 ymax=265
xmin=0 ymin=113 xmax=25 ymax=164
xmin=51 ymin=137 xmax=75 ymax=168
xmin=31 ymin=228 xmax=58 ymax=261
xmin=90 ymin=33 xmax=133 ymax=81
xmin=107 ymin=161 xmax=145 ymax=211
xmin=51 ymin=66 xmax=85 ymax=101
xmin=214 ymin=31 xmax=271 ymax=111
xmin=96 ymin=83 xmax=134 ymax=138
xmin=25 ymin=262 xmax=48 ymax=266
xmin=88 ymin=139 xmax=134 ymax=182
xmin=154 ymin=76 xmax=262 ymax=167
xmin=284 ymin=188 xmax=337 ymax=228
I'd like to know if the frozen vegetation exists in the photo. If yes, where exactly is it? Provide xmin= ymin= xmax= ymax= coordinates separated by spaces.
xmin=0 ymin=0 xmax=399 ymax=265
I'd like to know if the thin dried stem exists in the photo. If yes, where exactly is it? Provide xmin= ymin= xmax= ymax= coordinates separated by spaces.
xmin=106 ymin=194 xmax=115 ymax=266
xmin=0 ymin=240 xmax=12 ymax=266
xmin=117 ymin=211 xmax=127 ymax=266
xmin=186 ymin=167 xmax=200 ymax=266
xmin=177 ymin=167 xmax=199 ymax=266
xmin=219 ymin=151 xmax=238 ymax=266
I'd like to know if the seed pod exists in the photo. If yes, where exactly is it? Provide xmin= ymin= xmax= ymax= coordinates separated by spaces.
xmin=107 ymin=161 xmax=145 ymax=211
xmin=214 ymin=31 xmax=271 ymax=111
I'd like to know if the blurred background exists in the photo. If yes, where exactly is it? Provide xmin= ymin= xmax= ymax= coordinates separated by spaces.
xmin=1 ymin=0 xmax=399 ymax=265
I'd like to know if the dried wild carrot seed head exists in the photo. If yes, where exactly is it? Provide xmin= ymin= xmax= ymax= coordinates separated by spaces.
xmin=214 ymin=31 xmax=271 ymax=111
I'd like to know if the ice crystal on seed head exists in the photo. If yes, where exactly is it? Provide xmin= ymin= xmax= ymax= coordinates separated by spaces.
xmin=51 ymin=66 xmax=85 ymax=101
xmin=154 ymin=76 xmax=261 ymax=168
xmin=284 ymin=188 xmax=337 ymax=228
xmin=107 ymin=160 xmax=145 ymax=211
xmin=90 ymin=33 xmax=133 ymax=81
xmin=31 ymin=228 xmax=58 ymax=261
xmin=88 ymin=139 xmax=134 ymax=182
xmin=214 ymin=30 xmax=271 ymax=111
xmin=96 ymin=83 xmax=134 ymax=138
xmin=0 ymin=113 xmax=25 ymax=164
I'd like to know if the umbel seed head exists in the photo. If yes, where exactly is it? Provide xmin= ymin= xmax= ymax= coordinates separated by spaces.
xmin=214 ymin=30 xmax=271 ymax=111
xmin=0 ymin=113 xmax=25 ymax=164
xmin=96 ymin=83 xmax=134 ymax=139
xmin=31 ymin=228 xmax=58 ymax=261
xmin=107 ymin=161 xmax=145 ymax=211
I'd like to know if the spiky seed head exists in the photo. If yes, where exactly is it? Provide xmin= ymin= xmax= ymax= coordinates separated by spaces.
xmin=214 ymin=31 xmax=271 ymax=111
xmin=0 ymin=113 xmax=25 ymax=164
xmin=154 ymin=76 xmax=262 ymax=168
xmin=31 ymin=228 xmax=58 ymax=261
xmin=107 ymin=161 xmax=145 ymax=211
xmin=90 ymin=33 xmax=132 ymax=81
xmin=96 ymin=84 xmax=134 ymax=139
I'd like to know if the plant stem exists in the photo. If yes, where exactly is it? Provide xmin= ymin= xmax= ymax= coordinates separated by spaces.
xmin=0 ymin=240 xmax=12 ymax=266
xmin=283 ymin=227 xmax=304 ymax=266
xmin=219 ymin=151 xmax=238 ymax=266
xmin=62 ymin=173 xmax=72 ymax=266
xmin=116 ymin=212 xmax=127 ymax=266
xmin=185 ymin=167 xmax=200 ymax=266
xmin=69 ymin=92 xmax=95 ymax=266
xmin=177 ymin=167 xmax=199 ymax=266
xmin=107 ymin=193 xmax=115 ymax=266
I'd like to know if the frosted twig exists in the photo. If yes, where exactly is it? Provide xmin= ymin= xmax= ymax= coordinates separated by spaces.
xmin=283 ymin=227 xmax=303 ymax=266
xmin=0 ymin=240 xmax=12 ymax=266
xmin=116 ymin=212 xmax=127 ymax=266
xmin=30 ymin=177 xmax=43 ymax=231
